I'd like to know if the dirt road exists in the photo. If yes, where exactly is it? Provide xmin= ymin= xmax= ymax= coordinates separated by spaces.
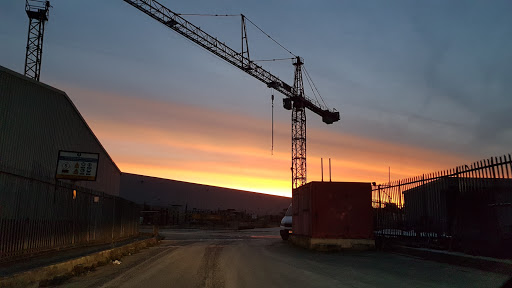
xmin=58 ymin=228 xmax=508 ymax=288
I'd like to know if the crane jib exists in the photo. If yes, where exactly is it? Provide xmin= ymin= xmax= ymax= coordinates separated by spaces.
xmin=122 ymin=0 xmax=340 ymax=125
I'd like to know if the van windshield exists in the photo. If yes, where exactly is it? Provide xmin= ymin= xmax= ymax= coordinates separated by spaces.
xmin=285 ymin=204 xmax=293 ymax=216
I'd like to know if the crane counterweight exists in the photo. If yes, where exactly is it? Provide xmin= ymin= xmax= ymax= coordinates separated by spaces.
xmin=322 ymin=111 xmax=340 ymax=124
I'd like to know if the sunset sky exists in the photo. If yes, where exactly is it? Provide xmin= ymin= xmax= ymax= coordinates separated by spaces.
xmin=1 ymin=1 xmax=511 ymax=197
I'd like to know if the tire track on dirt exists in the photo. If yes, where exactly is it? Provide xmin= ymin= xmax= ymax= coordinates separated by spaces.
xmin=196 ymin=244 xmax=225 ymax=288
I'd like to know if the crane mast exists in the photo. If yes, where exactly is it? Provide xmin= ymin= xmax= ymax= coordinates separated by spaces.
xmin=24 ymin=0 xmax=50 ymax=81
xmin=123 ymin=0 xmax=340 ymax=189
xmin=291 ymin=57 xmax=307 ymax=188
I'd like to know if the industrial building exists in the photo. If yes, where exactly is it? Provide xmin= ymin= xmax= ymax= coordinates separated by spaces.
xmin=0 ymin=66 xmax=137 ymax=262
xmin=0 ymin=65 xmax=120 ymax=195
xmin=120 ymin=173 xmax=290 ymax=215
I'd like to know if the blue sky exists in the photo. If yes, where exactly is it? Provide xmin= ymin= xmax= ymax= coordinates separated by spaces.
xmin=1 ymin=0 xmax=511 ymax=195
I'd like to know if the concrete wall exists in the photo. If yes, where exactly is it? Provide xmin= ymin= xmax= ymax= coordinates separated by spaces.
xmin=0 ymin=66 xmax=120 ymax=196
xmin=120 ymin=173 xmax=291 ymax=215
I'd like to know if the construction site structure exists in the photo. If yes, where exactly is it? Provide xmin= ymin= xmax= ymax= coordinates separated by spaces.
xmin=24 ymin=0 xmax=50 ymax=81
xmin=123 ymin=0 xmax=341 ymax=189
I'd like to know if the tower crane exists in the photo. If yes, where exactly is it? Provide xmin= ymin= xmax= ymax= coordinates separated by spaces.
xmin=123 ymin=0 xmax=340 ymax=189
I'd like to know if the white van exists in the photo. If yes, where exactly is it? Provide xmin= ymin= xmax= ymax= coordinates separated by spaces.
xmin=279 ymin=204 xmax=292 ymax=240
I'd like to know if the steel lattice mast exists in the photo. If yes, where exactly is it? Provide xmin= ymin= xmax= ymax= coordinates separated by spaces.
xmin=291 ymin=57 xmax=306 ymax=189
xmin=123 ymin=0 xmax=340 ymax=190
xmin=24 ymin=0 xmax=50 ymax=81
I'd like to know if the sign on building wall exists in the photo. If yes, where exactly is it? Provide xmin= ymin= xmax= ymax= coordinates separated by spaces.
xmin=55 ymin=151 xmax=99 ymax=181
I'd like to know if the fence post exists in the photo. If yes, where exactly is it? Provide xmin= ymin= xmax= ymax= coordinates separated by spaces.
xmin=378 ymin=184 xmax=382 ymax=236
xmin=399 ymin=180 xmax=402 ymax=237
xmin=72 ymin=188 xmax=75 ymax=245
xmin=490 ymin=157 xmax=496 ymax=179
xmin=111 ymin=197 xmax=116 ymax=247
xmin=421 ymin=174 xmax=425 ymax=238
xmin=378 ymin=184 xmax=382 ymax=209
xmin=452 ymin=166 xmax=460 ymax=247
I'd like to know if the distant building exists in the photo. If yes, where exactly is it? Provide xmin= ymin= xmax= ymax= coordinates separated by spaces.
xmin=120 ymin=173 xmax=291 ymax=215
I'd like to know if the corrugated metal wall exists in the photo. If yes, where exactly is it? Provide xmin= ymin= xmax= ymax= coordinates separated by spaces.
xmin=0 ymin=66 xmax=119 ymax=195
xmin=0 ymin=170 xmax=139 ymax=263
xmin=0 ymin=66 xmax=140 ymax=262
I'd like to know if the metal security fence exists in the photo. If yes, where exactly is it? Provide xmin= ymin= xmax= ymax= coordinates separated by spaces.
xmin=0 ymin=170 xmax=139 ymax=263
xmin=373 ymin=154 xmax=512 ymax=258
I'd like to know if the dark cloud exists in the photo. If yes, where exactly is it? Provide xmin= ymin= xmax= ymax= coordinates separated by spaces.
xmin=407 ymin=0 xmax=512 ymax=153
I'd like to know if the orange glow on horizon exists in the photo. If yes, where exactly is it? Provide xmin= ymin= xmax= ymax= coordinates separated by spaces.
xmin=62 ymin=85 xmax=468 ymax=198
xmin=120 ymin=162 xmax=292 ymax=197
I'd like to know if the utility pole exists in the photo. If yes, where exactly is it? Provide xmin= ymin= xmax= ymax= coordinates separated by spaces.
xmin=321 ymin=158 xmax=323 ymax=182
xmin=329 ymin=158 xmax=331 ymax=182
xmin=24 ymin=0 xmax=50 ymax=81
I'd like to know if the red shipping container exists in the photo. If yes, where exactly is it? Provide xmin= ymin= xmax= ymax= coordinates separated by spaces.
xmin=292 ymin=181 xmax=373 ymax=239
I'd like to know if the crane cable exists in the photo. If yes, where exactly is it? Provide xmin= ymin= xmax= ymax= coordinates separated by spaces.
xmin=303 ymin=65 xmax=328 ymax=109
xmin=177 ymin=13 xmax=297 ymax=58
xmin=243 ymin=16 xmax=297 ymax=57
xmin=176 ymin=13 xmax=238 ymax=17
xmin=303 ymin=67 xmax=322 ymax=109
xmin=271 ymin=90 xmax=275 ymax=155
xmin=252 ymin=57 xmax=295 ymax=62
